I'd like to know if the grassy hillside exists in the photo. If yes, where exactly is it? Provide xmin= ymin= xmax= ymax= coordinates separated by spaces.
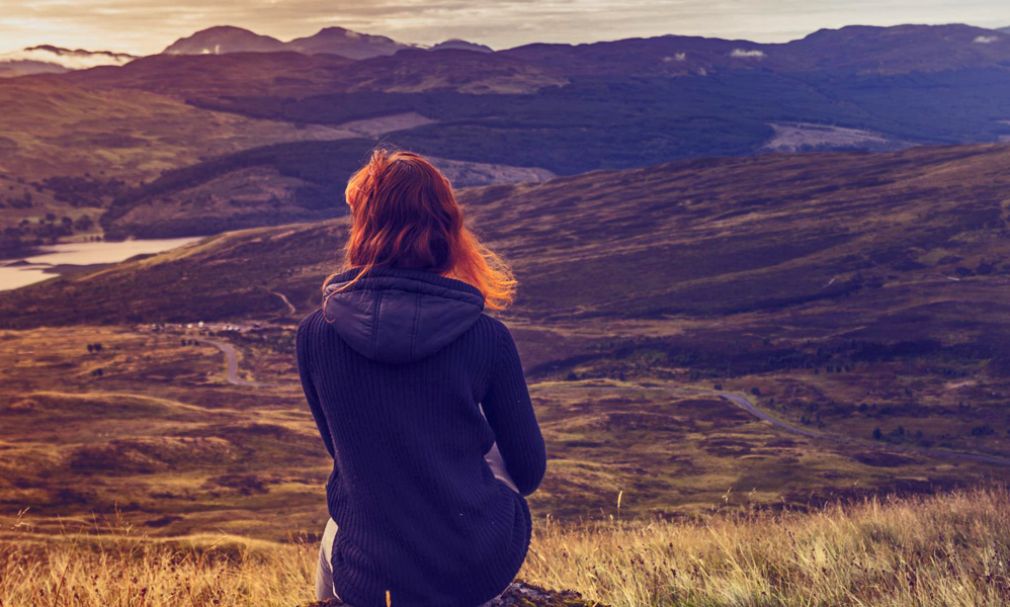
xmin=5 ymin=144 xmax=1010 ymax=536
xmin=3 ymin=487 xmax=1009 ymax=606
xmin=12 ymin=28 xmax=1010 ymax=249
xmin=98 ymin=137 xmax=553 ymax=239
xmin=0 ymin=79 xmax=363 ymax=253
xmin=0 ymin=81 xmax=353 ymax=185
xmin=5 ymin=143 xmax=1009 ymax=326
xmin=194 ymin=68 xmax=1010 ymax=176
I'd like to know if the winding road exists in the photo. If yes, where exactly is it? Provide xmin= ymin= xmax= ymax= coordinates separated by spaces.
xmin=191 ymin=330 xmax=1010 ymax=469
xmin=718 ymin=392 xmax=1010 ymax=467
xmin=195 ymin=337 xmax=278 ymax=388
xmin=270 ymin=290 xmax=297 ymax=316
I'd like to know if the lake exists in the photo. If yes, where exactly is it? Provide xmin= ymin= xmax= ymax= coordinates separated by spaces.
xmin=0 ymin=237 xmax=203 ymax=291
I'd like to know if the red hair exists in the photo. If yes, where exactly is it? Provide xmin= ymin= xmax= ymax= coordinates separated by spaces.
xmin=323 ymin=149 xmax=516 ymax=310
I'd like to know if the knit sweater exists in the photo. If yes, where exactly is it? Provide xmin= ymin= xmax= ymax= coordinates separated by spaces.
xmin=296 ymin=267 xmax=547 ymax=607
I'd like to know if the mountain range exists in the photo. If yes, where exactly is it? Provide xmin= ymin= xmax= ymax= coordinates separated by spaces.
xmin=162 ymin=25 xmax=409 ymax=59
xmin=7 ymin=22 xmax=1010 ymax=77
xmin=6 ymin=22 xmax=1010 ymax=252
xmin=0 ymin=25 xmax=490 ymax=77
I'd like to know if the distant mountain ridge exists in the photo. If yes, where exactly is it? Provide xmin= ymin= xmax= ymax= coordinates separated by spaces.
xmin=431 ymin=39 xmax=493 ymax=53
xmin=8 ymin=20 xmax=1010 ymax=248
xmin=503 ymin=23 xmax=1010 ymax=75
xmin=162 ymin=25 xmax=287 ymax=54
xmin=286 ymin=26 xmax=407 ymax=59
xmin=8 ymin=22 xmax=1009 ymax=78
xmin=162 ymin=25 xmax=409 ymax=59
xmin=160 ymin=25 xmax=497 ymax=59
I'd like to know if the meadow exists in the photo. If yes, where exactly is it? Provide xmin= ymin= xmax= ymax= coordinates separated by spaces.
xmin=5 ymin=142 xmax=1010 ymax=604
xmin=3 ymin=487 xmax=1009 ymax=606
xmin=4 ymin=321 xmax=1004 ymax=541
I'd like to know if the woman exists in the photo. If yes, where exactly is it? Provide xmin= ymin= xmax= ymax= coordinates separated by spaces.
xmin=296 ymin=149 xmax=547 ymax=607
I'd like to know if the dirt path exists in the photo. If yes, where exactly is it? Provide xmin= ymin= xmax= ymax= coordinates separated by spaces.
xmin=718 ymin=392 xmax=1010 ymax=467
xmin=270 ymin=290 xmax=297 ymax=316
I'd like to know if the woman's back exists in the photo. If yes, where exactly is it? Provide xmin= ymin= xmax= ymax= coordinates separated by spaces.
xmin=297 ymin=266 xmax=546 ymax=607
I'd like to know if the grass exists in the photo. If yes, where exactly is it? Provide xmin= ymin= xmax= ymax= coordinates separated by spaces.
xmin=527 ymin=487 xmax=1010 ymax=607
xmin=3 ymin=487 xmax=1010 ymax=606
xmin=2 ymin=325 xmax=1009 ymax=536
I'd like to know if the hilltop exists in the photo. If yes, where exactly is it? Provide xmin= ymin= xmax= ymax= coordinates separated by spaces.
xmin=162 ymin=25 xmax=408 ymax=59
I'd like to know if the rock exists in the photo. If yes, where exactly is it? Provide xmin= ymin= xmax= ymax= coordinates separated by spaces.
xmin=304 ymin=581 xmax=607 ymax=607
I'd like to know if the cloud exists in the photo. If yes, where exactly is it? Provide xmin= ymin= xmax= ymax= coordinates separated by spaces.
xmin=0 ymin=46 xmax=134 ymax=69
xmin=973 ymin=35 xmax=999 ymax=44
xmin=730 ymin=48 xmax=765 ymax=58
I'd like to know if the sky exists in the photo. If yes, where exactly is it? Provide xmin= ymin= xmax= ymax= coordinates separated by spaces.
xmin=1 ymin=0 xmax=1009 ymax=55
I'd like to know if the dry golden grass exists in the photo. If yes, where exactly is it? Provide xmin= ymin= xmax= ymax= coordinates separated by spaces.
xmin=525 ymin=487 xmax=1010 ymax=607
xmin=4 ymin=487 xmax=1010 ymax=606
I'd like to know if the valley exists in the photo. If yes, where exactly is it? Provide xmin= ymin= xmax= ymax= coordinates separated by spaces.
xmin=4 ymin=141 xmax=1010 ymax=541
xmin=7 ymin=23 xmax=1010 ymax=255
xmin=5 ymin=21 xmax=1010 ymax=605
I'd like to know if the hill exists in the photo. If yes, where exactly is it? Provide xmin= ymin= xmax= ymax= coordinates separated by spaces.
xmin=0 ymin=79 xmax=365 ymax=253
xmin=286 ymin=26 xmax=407 ymax=59
xmin=163 ymin=25 xmax=409 ymax=59
xmin=6 ymin=143 xmax=1010 ymax=553
xmin=432 ymin=39 xmax=494 ymax=53
xmin=7 ymin=143 xmax=1008 ymax=326
xmin=162 ymin=26 xmax=288 ymax=55
xmin=95 ymin=136 xmax=552 ymax=239
xmin=501 ymin=23 xmax=1010 ymax=75
xmin=184 ymin=25 xmax=1010 ymax=177
xmin=5 ymin=144 xmax=1010 ymax=502
xmin=45 ymin=51 xmax=355 ymax=100
xmin=782 ymin=24 xmax=1010 ymax=72
xmin=10 ymin=23 xmax=1010 ymax=248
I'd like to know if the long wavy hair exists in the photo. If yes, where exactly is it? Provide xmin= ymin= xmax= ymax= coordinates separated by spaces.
xmin=322 ymin=149 xmax=516 ymax=310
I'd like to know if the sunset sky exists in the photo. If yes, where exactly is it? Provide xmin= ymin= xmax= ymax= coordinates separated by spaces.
xmin=1 ymin=0 xmax=1009 ymax=55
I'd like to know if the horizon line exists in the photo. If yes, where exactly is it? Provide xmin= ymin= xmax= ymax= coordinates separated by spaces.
xmin=2 ymin=20 xmax=1008 ymax=58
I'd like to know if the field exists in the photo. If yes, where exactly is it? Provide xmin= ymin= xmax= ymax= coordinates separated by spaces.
xmin=5 ymin=315 xmax=1005 ymax=543
xmin=5 ymin=143 xmax=1010 ymax=534
xmin=5 ymin=143 xmax=1010 ymax=603
xmin=3 ymin=487 xmax=1010 ymax=606
xmin=4 ymin=323 xmax=959 ymax=536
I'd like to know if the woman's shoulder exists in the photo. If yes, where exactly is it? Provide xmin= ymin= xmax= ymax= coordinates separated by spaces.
xmin=474 ymin=314 xmax=523 ymax=357
xmin=296 ymin=308 xmax=327 ymax=343
xmin=475 ymin=312 xmax=512 ymax=336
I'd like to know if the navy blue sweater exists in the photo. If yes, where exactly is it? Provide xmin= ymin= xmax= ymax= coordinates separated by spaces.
xmin=296 ymin=267 xmax=547 ymax=607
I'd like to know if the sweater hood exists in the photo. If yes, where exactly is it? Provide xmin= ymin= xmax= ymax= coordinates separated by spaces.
xmin=322 ymin=267 xmax=485 ymax=364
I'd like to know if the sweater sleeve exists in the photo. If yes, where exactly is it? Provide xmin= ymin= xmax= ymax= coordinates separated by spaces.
xmin=296 ymin=314 xmax=336 ymax=459
xmin=481 ymin=320 xmax=547 ymax=496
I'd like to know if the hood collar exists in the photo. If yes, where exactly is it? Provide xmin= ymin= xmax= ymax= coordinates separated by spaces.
xmin=322 ymin=267 xmax=485 ymax=364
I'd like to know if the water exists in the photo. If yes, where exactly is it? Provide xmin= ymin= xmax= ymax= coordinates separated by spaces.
xmin=0 ymin=237 xmax=203 ymax=291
